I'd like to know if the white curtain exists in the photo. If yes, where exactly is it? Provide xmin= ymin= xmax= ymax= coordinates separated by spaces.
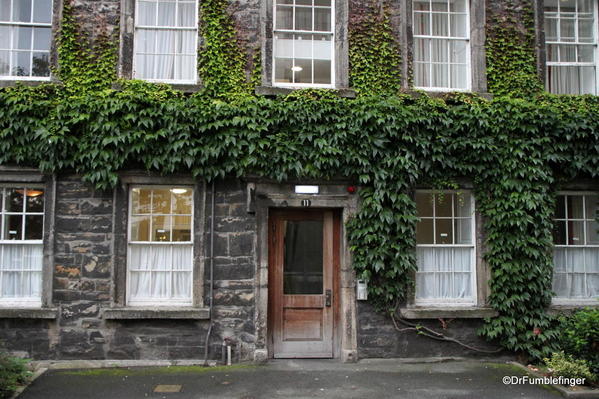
xmin=416 ymin=247 xmax=473 ymax=301
xmin=0 ymin=244 xmax=42 ymax=299
xmin=129 ymin=244 xmax=192 ymax=302
xmin=135 ymin=0 xmax=197 ymax=81
xmin=553 ymin=248 xmax=599 ymax=298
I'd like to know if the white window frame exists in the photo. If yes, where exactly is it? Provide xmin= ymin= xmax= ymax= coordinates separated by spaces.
xmin=414 ymin=190 xmax=477 ymax=307
xmin=412 ymin=0 xmax=472 ymax=92
xmin=544 ymin=0 xmax=599 ymax=95
xmin=0 ymin=0 xmax=53 ymax=81
xmin=0 ymin=184 xmax=45 ymax=308
xmin=132 ymin=0 xmax=199 ymax=84
xmin=272 ymin=0 xmax=336 ymax=88
xmin=126 ymin=185 xmax=194 ymax=307
xmin=552 ymin=191 xmax=599 ymax=305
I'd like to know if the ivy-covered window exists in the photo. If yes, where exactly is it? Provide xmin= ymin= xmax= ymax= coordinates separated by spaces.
xmin=544 ymin=0 xmax=597 ymax=95
xmin=127 ymin=187 xmax=193 ymax=306
xmin=273 ymin=0 xmax=334 ymax=87
xmin=0 ymin=0 xmax=52 ymax=79
xmin=133 ymin=0 xmax=198 ymax=83
xmin=415 ymin=191 xmax=476 ymax=305
xmin=0 ymin=186 xmax=44 ymax=307
xmin=553 ymin=193 xmax=599 ymax=302
xmin=412 ymin=0 xmax=470 ymax=91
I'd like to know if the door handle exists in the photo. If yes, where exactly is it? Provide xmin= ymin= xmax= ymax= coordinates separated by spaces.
xmin=325 ymin=289 xmax=332 ymax=307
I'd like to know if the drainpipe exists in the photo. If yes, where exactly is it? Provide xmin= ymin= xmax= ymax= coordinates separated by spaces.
xmin=203 ymin=181 xmax=215 ymax=366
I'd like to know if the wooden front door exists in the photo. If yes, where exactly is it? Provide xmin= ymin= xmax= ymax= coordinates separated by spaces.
xmin=269 ymin=209 xmax=336 ymax=358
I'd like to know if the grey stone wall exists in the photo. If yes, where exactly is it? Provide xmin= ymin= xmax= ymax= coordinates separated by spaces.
xmin=357 ymin=303 xmax=502 ymax=358
xmin=0 ymin=176 xmax=257 ymax=361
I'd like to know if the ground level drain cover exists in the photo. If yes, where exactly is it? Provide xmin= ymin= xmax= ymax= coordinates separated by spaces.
xmin=153 ymin=385 xmax=183 ymax=393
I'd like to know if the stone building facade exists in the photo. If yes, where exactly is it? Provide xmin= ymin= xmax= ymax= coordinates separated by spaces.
xmin=0 ymin=0 xmax=597 ymax=363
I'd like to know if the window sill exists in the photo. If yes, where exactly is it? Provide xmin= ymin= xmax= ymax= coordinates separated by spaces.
xmin=404 ymin=89 xmax=493 ymax=100
xmin=255 ymin=85 xmax=357 ymax=98
xmin=0 ymin=79 xmax=56 ymax=88
xmin=111 ymin=82 xmax=202 ymax=94
xmin=0 ymin=307 xmax=58 ymax=319
xmin=399 ymin=306 xmax=498 ymax=319
xmin=103 ymin=307 xmax=210 ymax=320
xmin=548 ymin=303 xmax=599 ymax=315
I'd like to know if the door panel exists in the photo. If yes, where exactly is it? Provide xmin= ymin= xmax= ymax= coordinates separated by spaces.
xmin=269 ymin=209 xmax=335 ymax=358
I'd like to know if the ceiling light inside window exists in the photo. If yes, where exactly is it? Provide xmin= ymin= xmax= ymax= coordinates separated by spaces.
xmin=170 ymin=188 xmax=188 ymax=194
xmin=291 ymin=66 xmax=303 ymax=72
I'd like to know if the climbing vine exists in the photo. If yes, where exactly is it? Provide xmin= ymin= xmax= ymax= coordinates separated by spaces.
xmin=0 ymin=0 xmax=597 ymax=363
xmin=485 ymin=3 xmax=543 ymax=97
xmin=349 ymin=0 xmax=402 ymax=96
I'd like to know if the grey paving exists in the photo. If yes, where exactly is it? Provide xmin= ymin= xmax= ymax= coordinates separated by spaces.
xmin=18 ymin=359 xmax=562 ymax=399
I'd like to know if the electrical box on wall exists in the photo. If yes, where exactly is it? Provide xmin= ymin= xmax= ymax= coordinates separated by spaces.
xmin=356 ymin=280 xmax=368 ymax=301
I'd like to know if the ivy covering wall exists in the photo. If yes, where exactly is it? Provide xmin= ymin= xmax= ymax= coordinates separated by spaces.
xmin=0 ymin=0 xmax=597 ymax=361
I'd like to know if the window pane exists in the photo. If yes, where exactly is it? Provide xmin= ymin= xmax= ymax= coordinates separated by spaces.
xmin=276 ymin=5 xmax=293 ymax=30
xmin=173 ymin=272 xmax=191 ymax=297
xmin=432 ymin=13 xmax=449 ymax=36
xmin=553 ymin=221 xmax=567 ymax=245
xmin=33 ymin=0 xmax=51 ymax=23
xmin=414 ymin=38 xmax=429 ymax=62
xmin=152 ymin=215 xmax=171 ymax=241
xmin=545 ymin=17 xmax=558 ymax=41
xmin=449 ymin=40 xmax=466 ymax=63
xmin=275 ymin=56 xmax=293 ymax=83
xmin=132 ymin=188 xmax=152 ymax=214
xmin=585 ymin=195 xmax=599 ymax=220
xmin=414 ymin=62 xmax=429 ymax=87
xmin=432 ymin=61 xmax=449 ymax=86
xmin=414 ymin=12 xmax=430 ymax=36
xmin=413 ymin=0 xmax=430 ymax=11
xmin=157 ymin=1 xmax=176 ymax=26
xmin=450 ymin=64 xmax=467 ymax=88
xmin=314 ymin=7 xmax=330 ymax=31
xmin=431 ymin=39 xmax=448 ymax=62
xmin=172 ymin=245 xmax=192 ymax=270
xmin=0 ymin=27 xmax=9 ymax=50
xmin=559 ymin=44 xmax=576 ymax=62
xmin=13 ymin=51 xmax=31 ymax=76
xmin=578 ymin=19 xmax=594 ymax=43
xmin=579 ymin=0 xmax=594 ymax=13
xmin=138 ymin=1 xmax=156 ymax=25
xmin=436 ymin=218 xmax=453 ymax=244
xmin=0 ymin=0 xmax=10 ymax=21
xmin=176 ymin=31 xmax=195 ymax=54
xmin=33 ymin=27 xmax=51 ymax=51
xmin=152 ymin=189 xmax=171 ymax=214
xmin=172 ymin=189 xmax=192 ymax=214
xmin=579 ymin=67 xmax=596 ymax=95
xmin=13 ymin=0 xmax=32 ymax=22
xmin=449 ymin=0 xmax=466 ymax=12
xmin=454 ymin=193 xmax=471 ymax=217
xmin=431 ymin=0 xmax=448 ymax=12
xmin=555 ymin=195 xmax=566 ymax=219
xmin=567 ymin=196 xmax=584 ymax=219
xmin=178 ymin=2 xmax=196 ymax=27
xmin=435 ymin=193 xmax=452 ymax=217
xmin=25 ymin=215 xmax=43 ymax=240
xmin=313 ymin=59 xmax=330 ymax=84
xmin=14 ymin=27 xmax=32 ymax=50
xmin=560 ymin=18 xmax=575 ymax=41
xmin=587 ymin=221 xmax=599 ymax=245
xmin=454 ymin=218 xmax=471 ymax=244
xmin=151 ymin=245 xmax=170 ymax=270
xmin=294 ymin=57 xmax=312 ymax=84
xmin=4 ymin=215 xmax=23 ymax=240
xmin=283 ymin=220 xmax=323 ymax=295
xmin=130 ymin=215 xmax=150 ymax=241
xmin=568 ymin=221 xmax=584 ymax=245
xmin=32 ymin=52 xmax=49 ymax=76
xmin=416 ymin=192 xmax=433 ymax=217
xmin=5 ymin=189 xmax=24 ymax=212
xmin=295 ymin=7 xmax=312 ymax=31
xmin=172 ymin=215 xmax=191 ymax=241
xmin=450 ymin=14 xmax=467 ymax=38
xmin=416 ymin=218 xmax=434 ymax=244
xmin=313 ymin=34 xmax=331 ymax=60
xmin=314 ymin=0 xmax=330 ymax=5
